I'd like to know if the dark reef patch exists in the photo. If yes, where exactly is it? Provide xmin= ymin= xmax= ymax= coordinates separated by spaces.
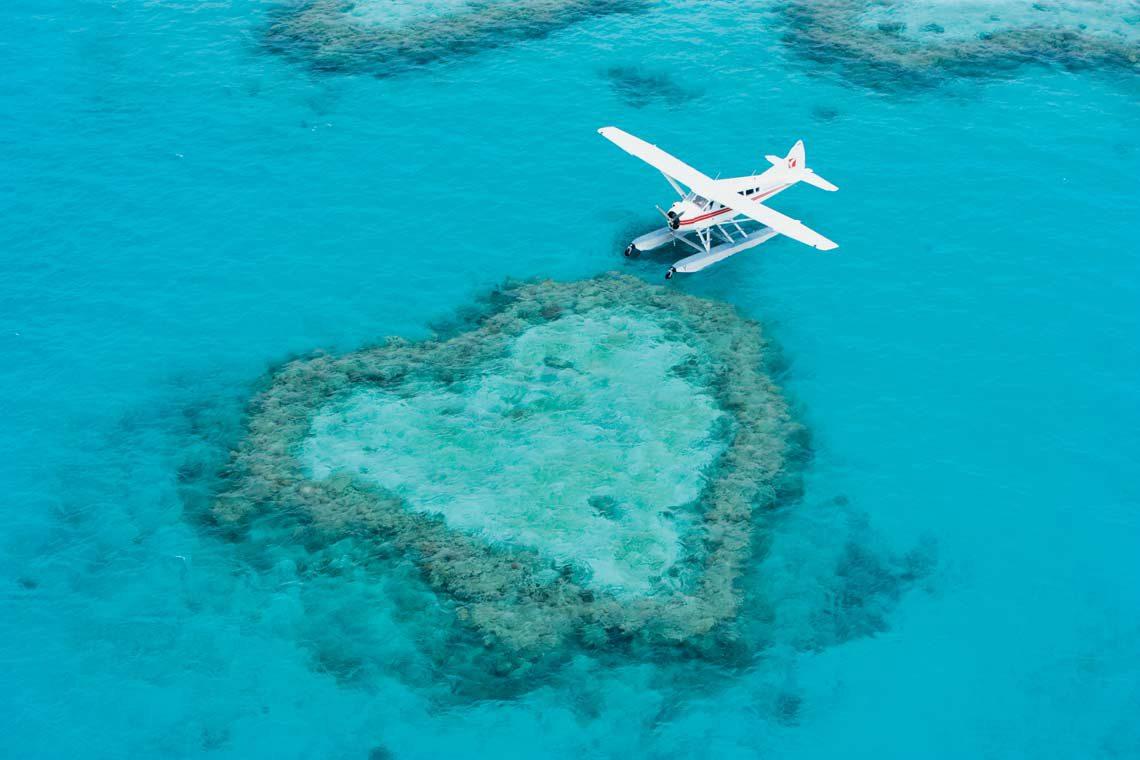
xmin=603 ymin=65 xmax=702 ymax=109
xmin=811 ymin=104 xmax=842 ymax=122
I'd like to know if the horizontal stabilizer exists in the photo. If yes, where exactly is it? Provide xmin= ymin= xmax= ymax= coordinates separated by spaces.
xmin=799 ymin=170 xmax=838 ymax=192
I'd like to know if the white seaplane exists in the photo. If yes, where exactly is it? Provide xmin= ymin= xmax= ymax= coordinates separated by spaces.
xmin=598 ymin=126 xmax=839 ymax=279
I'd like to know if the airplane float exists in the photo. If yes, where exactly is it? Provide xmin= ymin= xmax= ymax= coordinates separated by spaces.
xmin=598 ymin=126 xmax=839 ymax=279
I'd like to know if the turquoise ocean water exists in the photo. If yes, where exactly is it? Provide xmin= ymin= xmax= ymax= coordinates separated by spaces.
xmin=2 ymin=1 xmax=1139 ymax=757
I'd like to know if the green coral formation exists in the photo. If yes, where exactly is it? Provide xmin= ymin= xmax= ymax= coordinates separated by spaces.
xmin=265 ymin=0 xmax=646 ymax=75
xmin=212 ymin=274 xmax=805 ymax=660
xmin=777 ymin=0 xmax=1140 ymax=91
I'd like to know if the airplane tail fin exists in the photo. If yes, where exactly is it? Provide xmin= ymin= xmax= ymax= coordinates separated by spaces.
xmin=766 ymin=140 xmax=838 ymax=192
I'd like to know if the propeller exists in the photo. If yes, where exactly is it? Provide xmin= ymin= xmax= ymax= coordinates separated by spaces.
xmin=656 ymin=205 xmax=680 ymax=231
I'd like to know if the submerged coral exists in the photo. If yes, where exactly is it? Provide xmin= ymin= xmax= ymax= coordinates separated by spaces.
xmin=265 ymin=0 xmax=646 ymax=75
xmin=603 ymin=65 xmax=701 ymax=109
xmin=775 ymin=0 xmax=1140 ymax=91
xmin=211 ymin=275 xmax=806 ymax=666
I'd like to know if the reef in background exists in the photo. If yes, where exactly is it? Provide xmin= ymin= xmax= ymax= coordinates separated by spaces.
xmin=265 ymin=0 xmax=646 ymax=75
xmin=775 ymin=0 xmax=1140 ymax=91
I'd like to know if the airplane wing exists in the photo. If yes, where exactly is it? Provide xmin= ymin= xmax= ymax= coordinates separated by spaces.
xmin=598 ymin=126 xmax=838 ymax=251
xmin=598 ymin=126 xmax=718 ymax=194
xmin=714 ymin=189 xmax=839 ymax=251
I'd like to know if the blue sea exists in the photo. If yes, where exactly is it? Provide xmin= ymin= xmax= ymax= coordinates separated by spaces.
xmin=2 ymin=1 xmax=1139 ymax=757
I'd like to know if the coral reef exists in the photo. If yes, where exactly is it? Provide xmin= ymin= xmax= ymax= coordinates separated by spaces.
xmin=603 ymin=65 xmax=701 ymax=109
xmin=211 ymin=274 xmax=807 ymax=665
xmin=775 ymin=0 xmax=1140 ymax=91
xmin=265 ymin=0 xmax=646 ymax=75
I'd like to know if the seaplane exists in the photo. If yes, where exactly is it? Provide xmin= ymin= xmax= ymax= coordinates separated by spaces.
xmin=598 ymin=126 xmax=839 ymax=279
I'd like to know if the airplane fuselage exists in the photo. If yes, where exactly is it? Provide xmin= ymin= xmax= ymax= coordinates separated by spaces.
xmin=665 ymin=170 xmax=792 ymax=233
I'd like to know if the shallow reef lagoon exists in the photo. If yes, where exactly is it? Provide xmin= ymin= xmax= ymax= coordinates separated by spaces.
xmin=2 ymin=0 xmax=1139 ymax=757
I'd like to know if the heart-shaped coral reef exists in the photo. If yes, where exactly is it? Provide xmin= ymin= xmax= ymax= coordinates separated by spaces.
xmin=212 ymin=275 xmax=805 ymax=659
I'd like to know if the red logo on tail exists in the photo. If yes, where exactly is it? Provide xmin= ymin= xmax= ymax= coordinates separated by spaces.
xmin=788 ymin=157 xmax=798 ymax=168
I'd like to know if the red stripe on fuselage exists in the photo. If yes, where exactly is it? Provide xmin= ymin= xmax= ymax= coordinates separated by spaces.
xmin=679 ymin=184 xmax=790 ymax=226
